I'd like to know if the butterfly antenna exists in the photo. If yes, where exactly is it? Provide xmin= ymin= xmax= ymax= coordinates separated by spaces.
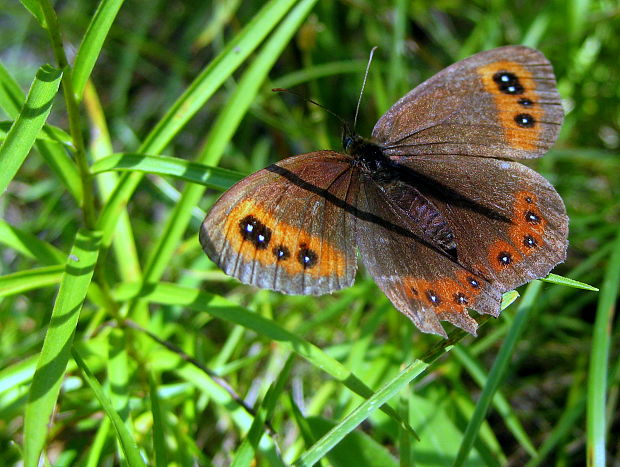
xmin=353 ymin=46 xmax=378 ymax=132
xmin=272 ymin=88 xmax=347 ymax=127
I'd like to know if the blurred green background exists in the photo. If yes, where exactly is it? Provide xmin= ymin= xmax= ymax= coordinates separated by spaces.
xmin=0 ymin=0 xmax=618 ymax=465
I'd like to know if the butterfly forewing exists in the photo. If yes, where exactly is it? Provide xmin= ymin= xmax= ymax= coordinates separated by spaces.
xmin=372 ymin=46 xmax=563 ymax=160
xmin=200 ymin=151 xmax=359 ymax=295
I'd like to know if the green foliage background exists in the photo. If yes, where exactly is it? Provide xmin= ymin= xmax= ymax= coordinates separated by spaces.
xmin=0 ymin=0 xmax=618 ymax=465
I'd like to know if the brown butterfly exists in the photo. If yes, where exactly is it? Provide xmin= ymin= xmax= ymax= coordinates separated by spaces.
xmin=200 ymin=46 xmax=568 ymax=337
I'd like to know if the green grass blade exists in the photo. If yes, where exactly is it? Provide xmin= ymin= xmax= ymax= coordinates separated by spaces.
xmin=90 ymin=153 xmax=244 ymax=190
xmin=72 ymin=347 xmax=147 ymax=467
xmin=0 ymin=62 xmax=27 ymax=117
xmin=23 ymin=229 xmax=102 ymax=467
xmin=230 ymin=355 xmax=293 ymax=467
xmin=148 ymin=372 xmax=167 ymax=467
xmin=138 ymin=0 xmax=298 ymax=155
xmin=0 ymin=219 xmax=64 ymax=265
xmin=454 ymin=281 xmax=543 ymax=466
xmin=293 ymin=360 xmax=428 ymax=466
xmin=0 ymin=265 xmax=64 ymax=298
xmin=18 ymin=0 xmax=45 ymax=26
xmin=0 ymin=64 xmax=81 ymax=202
xmin=0 ymin=64 xmax=62 ymax=196
xmin=97 ymin=0 xmax=298 ymax=242
xmin=139 ymin=0 xmax=318 ymax=285
xmin=114 ymin=281 xmax=416 ymax=437
xmin=587 ymin=224 xmax=620 ymax=465
xmin=543 ymin=273 xmax=599 ymax=291
xmin=453 ymin=345 xmax=537 ymax=457
xmin=72 ymin=0 xmax=124 ymax=100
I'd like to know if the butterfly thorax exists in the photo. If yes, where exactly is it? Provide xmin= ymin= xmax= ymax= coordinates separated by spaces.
xmin=344 ymin=134 xmax=396 ymax=182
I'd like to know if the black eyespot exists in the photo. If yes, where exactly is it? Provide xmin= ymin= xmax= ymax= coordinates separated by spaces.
xmin=515 ymin=113 xmax=536 ymax=128
xmin=498 ymin=252 xmax=512 ymax=266
xmin=410 ymin=287 xmax=419 ymax=297
xmin=525 ymin=210 xmax=541 ymax=224
xmin=525 ymin=196 xmax=533 ymax=204
xmin=297 ymin=246 xmax=318 ymax=269
xmin=467 ymin=277 xmax=480 ymax=288
xmin=272 ymin=245 xmax=290 ymax=261
xmin=426 ymin=290 xmax=441 ymax=306
xmin=518 ymin=97 xmax=534 ymax=107
xmin=493 ymin=71 xmax=524 ymax=94
xmin=523 ymin=235 xmax=537 ymax=248
xmin=239 ymin=215 xmax=272 ymax=249
xmin=454 ymin=292 xmax=469 ymax=305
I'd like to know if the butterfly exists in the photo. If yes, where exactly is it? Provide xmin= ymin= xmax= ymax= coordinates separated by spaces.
xmin=200 ymin=45 xmax=568 ymax=337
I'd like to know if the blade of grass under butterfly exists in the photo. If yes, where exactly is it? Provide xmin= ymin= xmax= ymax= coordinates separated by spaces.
xmin=453 ymin=281 xmax=543 ymax=467
xmin=72 ymin=347 xmax=146 ymax=467
xmin=113 ymin=281 xmax=417 ymax=437
xmin=90 ymin=153 xmax=244 ymax=190
xmin=452 ymin=345 xmax=537 ymax=457
xmin=293 ymin=360 xmax=428 ymax=467
xmin=543 ymin=273 xmax=598 ymax=291
xmin=0 ymin=65 xmax=62 ymax=196
xmin=587 ymin=225 xmax=620 ymax=466
xmin=23 ymin=229 xmax=102 ymax=467
xmin=72 ymin=0 xmax=124 ymax=100
xmin=139 ymin=0 xmax=318 ymax=287
xmin=97 ymin=0 xmax=299 ymax=243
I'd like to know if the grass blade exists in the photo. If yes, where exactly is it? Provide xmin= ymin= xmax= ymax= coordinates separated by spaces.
xmin=113 ymin=281 xmax=417 ymax=437
xmin=72 ymin=0 xmax=124 ymax=100
xmin=90 ymin=153 xmax=244 ymax=190
xmin=0 ymin=64 xmax=62 ymax=196
xmin=454 ymin=281 xmax=543 ymax=466
xmin=23 ymin=229 xmax=102 ymax=467
xmin=72 ymin=347 xmax=146 ymax=467
xmin=587 ymin=224 xmax=620 ymax=465
xmin=293 ymin=360 xmax=428 ymax=466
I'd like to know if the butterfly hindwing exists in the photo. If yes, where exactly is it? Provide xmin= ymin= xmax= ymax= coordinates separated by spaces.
xmin=388 ymin=154 xmax=569 ymax=292
xmin=200 ymin=151 xmax=359 ymax=295
xmin=372 ymin=45 xmax=563 ymax=160
xmin=355 ymin=172 xmax=504 ymax=337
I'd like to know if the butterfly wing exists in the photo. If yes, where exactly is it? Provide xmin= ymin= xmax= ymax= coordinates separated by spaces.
xmin=372 ymin=46 xmax=563 ymax=160
xmin=200 ymin=151 xmax=359 ymax=295
xmin=355 ymin=174 xmax=504 ymax=337
xmin=391 ymin=154 xmax=569 ymax=291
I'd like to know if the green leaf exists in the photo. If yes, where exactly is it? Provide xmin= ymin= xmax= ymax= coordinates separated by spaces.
xmin=90 ymin=153 xmax=244 ymax=190
xmin=543 ymin=273 xmax=599 ymax=291
xmin=587 ymin=224 xmax=620 ymax=465
xmin=0 ymin=265 xmax=64 ymax=298
xmin=113 ymin=281 xmax=417 ymax=438
xmin=294 ymin=361 xmax=428 ymax=466
xmin=454 ymin=281 xmax=543 ymax=466
xmin=73 ymin=0 xmax=125 ymax=99
xmin=23 ymin=229 xmax=102 ymax=467
xmin=0 ymin=65 xmax=63 ymax=196
xmin=0 ymin=219 xmax=65 ymax=265
xmin=72 ymin=347 xmax=147 ymax=467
